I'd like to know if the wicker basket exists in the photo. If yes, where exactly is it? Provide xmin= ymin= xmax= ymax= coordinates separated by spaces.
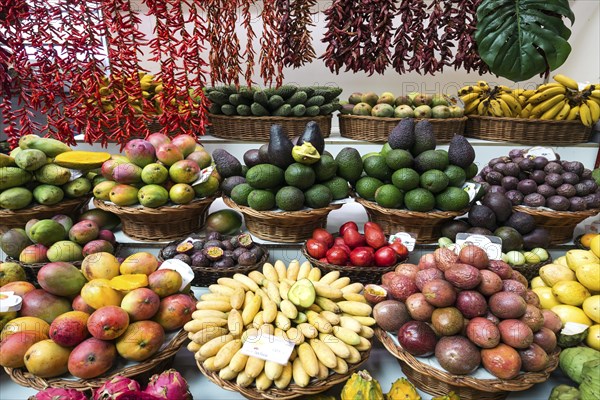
xmin=222 ymin=196 xmax=342 ymax=243
xmin=93 ymin=195 xmax=217 ymax=242
xmin=465 ymin=116 xmax=592 ymax=145
xmin=513 ymin=206 xmax=600 ymax=244
xmin=353 ymin=196 xmax=468 ymax=243
xmin=208 ymin=114 xmax=332 ymax=141
xmin=0 ymin=196 xmax=91 ymax=234
xmin=512 ymin=256 xmax=553 ymax=282
xmin=158 ymin=239 xmax=269 ymax=286
xmin=338 ymin=114 xmax=467 ymax=143
xmin=375 ymin=328 xmax=559 ymax=400
xmin=196 ymin=349 xmax=370 ymax=400
xmin=301 ymin=242 xmax=408 ymax=285
xmin=5 ymin=330 xmax=187 ymax=391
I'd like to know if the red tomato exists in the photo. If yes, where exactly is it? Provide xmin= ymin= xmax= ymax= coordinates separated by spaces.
xmin=306 ymin=239 xmax=328 ymax=259
xmin=342 ymin=228 xmax=366 ymax=249
xmin=312 ymin=228 xmax=334 ymax=248
xmin=364 ymin=222 xmax=384 ymax=233
xmin=364 ymin=226 xmax=387 ymax=249
xmin=374 ymin=246 xmax=398 ymax=267
xmin=389 ymin=239 xmax=409 ymax=259
xmin=326 ymin=246 xmax=349 ymax=265
xmin=339 ymin=221 xmax=359 ymax=236
xmin=349 ymin=247 xmax=374 ymax=267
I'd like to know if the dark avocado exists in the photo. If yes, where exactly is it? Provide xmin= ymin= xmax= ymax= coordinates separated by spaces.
xmin=298 ymin=121 xmax=325 ymax=155
xmin=267 ymin=125 xmax=295 ymax=169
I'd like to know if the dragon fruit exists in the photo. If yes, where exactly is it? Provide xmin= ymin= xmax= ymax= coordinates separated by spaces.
xmin=144 ymin=369 xmax=192 ymax=400
xmin=114 ymin=392 xmax=161 ymax=400
xmin=92 ymin=376 xmax=141 ymax=400
xmin=28 ymin=388 xmax=88 ymax=400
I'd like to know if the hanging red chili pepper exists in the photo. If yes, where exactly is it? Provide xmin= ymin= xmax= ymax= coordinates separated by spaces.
xmin=452 ymin=0 xmax=489 ymax=74
xmin=437 ymin=0 xmax=459 ymax=72
xmin=241 ymin=0 xmax=256 ymax=87
xmin=392 ymin=0 xmax=428 ymax=74
xmin=276 ymin=0 xmax=317 ymax=69
xmin=260 ymin=0 xmax=284 ymax=87
xmin=205 ymin=0 xmax=242 ymax=86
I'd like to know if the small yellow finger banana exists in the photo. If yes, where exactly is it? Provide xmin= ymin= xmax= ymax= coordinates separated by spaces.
xmin=554 ymin=102 xmax=571 ymax=121
xmin=553 ymin=74 xmax=579 ymax=91
xmin=497 ymin=98 xmax=514 ymax=117
xmin=460 ymin=92 xmax=481 ymax=104
xmin=528 ymin=87 xmax=567 ymax=104
xmin=566 ymin=105 xmax=580 ymax=121
xmin=463 ymin=98 xmax=481 ymax=115
xmin=520 ymin=103 xmax=533 ymax=118
xmin=579 ymin=103 xmax=593 ymax=127
xmin=585 ymin=99 xmax=600 ymax=122
xmin=489 ymin=100 xmax=504 ymax=117
xmin=531 ymin=94 xmax=565 ymax=116
xmin=540 ymin=100 xmax=567 ymax=120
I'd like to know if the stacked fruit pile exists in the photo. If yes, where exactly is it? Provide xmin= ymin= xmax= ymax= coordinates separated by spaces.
xmin=0 ymin=251 xmax=195 ymax=379
xmin=354 ymin=119 xmax=476 ymax=212
xmin=460 ymin=75 xmax=600 ymax=127
xmin=532 ymin=243 xmax=600 ymax=351
xmin=161 ymin=232 xmax=266 ymax=270
xmin=93 ymin=133 xmax=218 ymax=208
xmin=341 ymin=91 xmax=464 ymax=119
xmin=223 ymin=122 xmax=351 ymax=211
xmin=207 ymin=85 xmax=342 ymax=117
xmin=305 ymin=222 xmax=408 ymax=268
xmin=186 ymin=260 xmax=374 ymax=391
xmin=373 ymin=245 xmax=560 ymax=379
xmin=474 ymin=148 xmax=600 ymax=211
xmin=0 ymin=135 xmax=97 ymax=210
xmin=0 ymin=215 xmax=118 ymax=265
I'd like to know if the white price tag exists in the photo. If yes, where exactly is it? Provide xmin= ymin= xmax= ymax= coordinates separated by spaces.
xmin=0 ymin=292 xmax=22 ymax=313
xmin=455 ymin=233 xmax=503 ymax=260
xmin=462 ymin=182 xmax=482 ymax=203
xmin=241 ymin=334 xmax=295 ymax=365
xmin=67 ymin=169 xmax=84 ymax=181
xmin=190 ymin=165 xmax=214 ymax=187
xmin=388 ymin=232 xmax=416 ymax=251
xmin=158 ymin=259 xmax=195 ymax=291
xmin=524 ymin=147 xmax=557 ymax=161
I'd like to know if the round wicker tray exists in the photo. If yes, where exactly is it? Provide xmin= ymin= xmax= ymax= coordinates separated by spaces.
xmin=375 ymin=328 xmax=560 ymax=400
xmin=208 ymin=114 xmax=332 ymax=141
xmin=513 ymin=206 xmax=600 ymax=245
xmin=465 ymin=116 xmax=592 ymax=145
xmin=5 ymin=330 xmax=188 ymax=391
xmin=93 ymin=195 xmax=218 ymax=242
xmin=511 ymin=256 xmax=553 ymax=282
xmin=0 ymin=196 xmax=91 ymax=234
xmin=338 ymin=114 xmax=467 ymax=143
xmin=301 ymin=243 xmax=407 ymax=285
xmin=222 ymin=196 xmax=342 ymax=243
xmin=158 ymin=239 xmax=269 ymax=287
xmin=353 ymin=196 xmax=468 ymax=243
xmin=196 ymin=349 xmax=370 ymax=400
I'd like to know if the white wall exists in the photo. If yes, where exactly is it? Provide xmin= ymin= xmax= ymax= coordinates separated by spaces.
xmin=131 ymin=0 xmax=600 ymax=93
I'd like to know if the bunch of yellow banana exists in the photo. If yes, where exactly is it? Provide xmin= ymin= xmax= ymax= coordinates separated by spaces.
xmin=459 ymin=75 xmax=600 ymax=127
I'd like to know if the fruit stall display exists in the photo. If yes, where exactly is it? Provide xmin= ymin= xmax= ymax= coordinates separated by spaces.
xmin=351 ymin=120 xmax=477 ymax=242
xmin=186 ymin=259 xmax=374 ymax=399
xmin=462 ymin=76 xmax=600 ymax=144
xmin=222 ymin=122 xmax=349 ymax=242
xmin=0 ymin=135 xmax=101 ymax=231
xmin=474 ymin=148 xmax=600 ymax=244
xmin=207 ymin=85 xmax=343 ymax=141
xmin=373 ymin=245 xmax=562 ymax=398
xmin=338 ymin=91 xmax=467 ymax=143
xmin=91 ymin=133 xmax=220 ymax=241
xmin=0 ymin=250 xmax=194 ymax=391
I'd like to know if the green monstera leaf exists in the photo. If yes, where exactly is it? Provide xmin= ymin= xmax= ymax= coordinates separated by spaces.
xmin=475 ymin=0 xmax=575 ymax=81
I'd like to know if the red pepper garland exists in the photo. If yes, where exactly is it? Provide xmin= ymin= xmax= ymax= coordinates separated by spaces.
xmin=392 ymin=0 xmax=428 ymax=75
xmin=452 ymin=0 xmax=489 ymax=74
xmin=276 ymin=0 xmax=317 ymax=69
xmin=260 ymin=0 xmax=284 ymax=87
xmin=241 ymin=0 xmax=256 ymax=87
xmin=205 ymin=0 xmax=242 ymax=86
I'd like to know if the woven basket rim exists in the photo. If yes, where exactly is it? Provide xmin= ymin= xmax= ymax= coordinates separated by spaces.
xmin=467 ymin=115 xmax=590 ymax=126
xmin=208 ymin=113 xmax=333 ymax=123
xmin=195 ymin=348 xmax=370 ymax=400
xmin=375 ymin=328 xmax=560 ymax=393
xmin=339 ymin=114 xmax=468 ymax=123
xmin=222 ymin=195 xmax=343 ymax=219
xmin=93 ymin=195 xmax=217 ymax=217
xmin=354 ymin=194 xmax=469 ymax=218
xmin=5 ymin=329 xmax=187 ymax=390
xmin=158 ymin=238 xmax=270 ymax=275
xmin=301 ymin=241 xmax=408 ymax=274
xmin=0 ymin=196 xmax=91 ymax=216
xmin=513 ymin=205 xmax=600 ymax=218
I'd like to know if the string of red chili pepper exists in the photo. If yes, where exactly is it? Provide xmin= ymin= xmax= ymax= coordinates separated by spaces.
xmin=101 ymin=0 xmax=148 ymax=148
xmin=178 ymin=0 xmax=209 ymax=135
xmin=453 ymin=0 xmax=489 ymax=74
xmin=205 ymin=0 xmax=242 ymax=86
xmin=421 ymin=0 xmax=444 ymax=75
xmin=437 ymin=0 xmax=459 ymax=72
xmin=260 ymin=0 xmax=284 ymax=87
xmin=393 ymin=0 xmax=428 ymax=74
xmin=276 ymin=0 xmax=317 ymax=69
xmin=320 ymin=0 xmax=348 ymax=75
xmin=241 ymin=0 xmax=256 ymax=87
